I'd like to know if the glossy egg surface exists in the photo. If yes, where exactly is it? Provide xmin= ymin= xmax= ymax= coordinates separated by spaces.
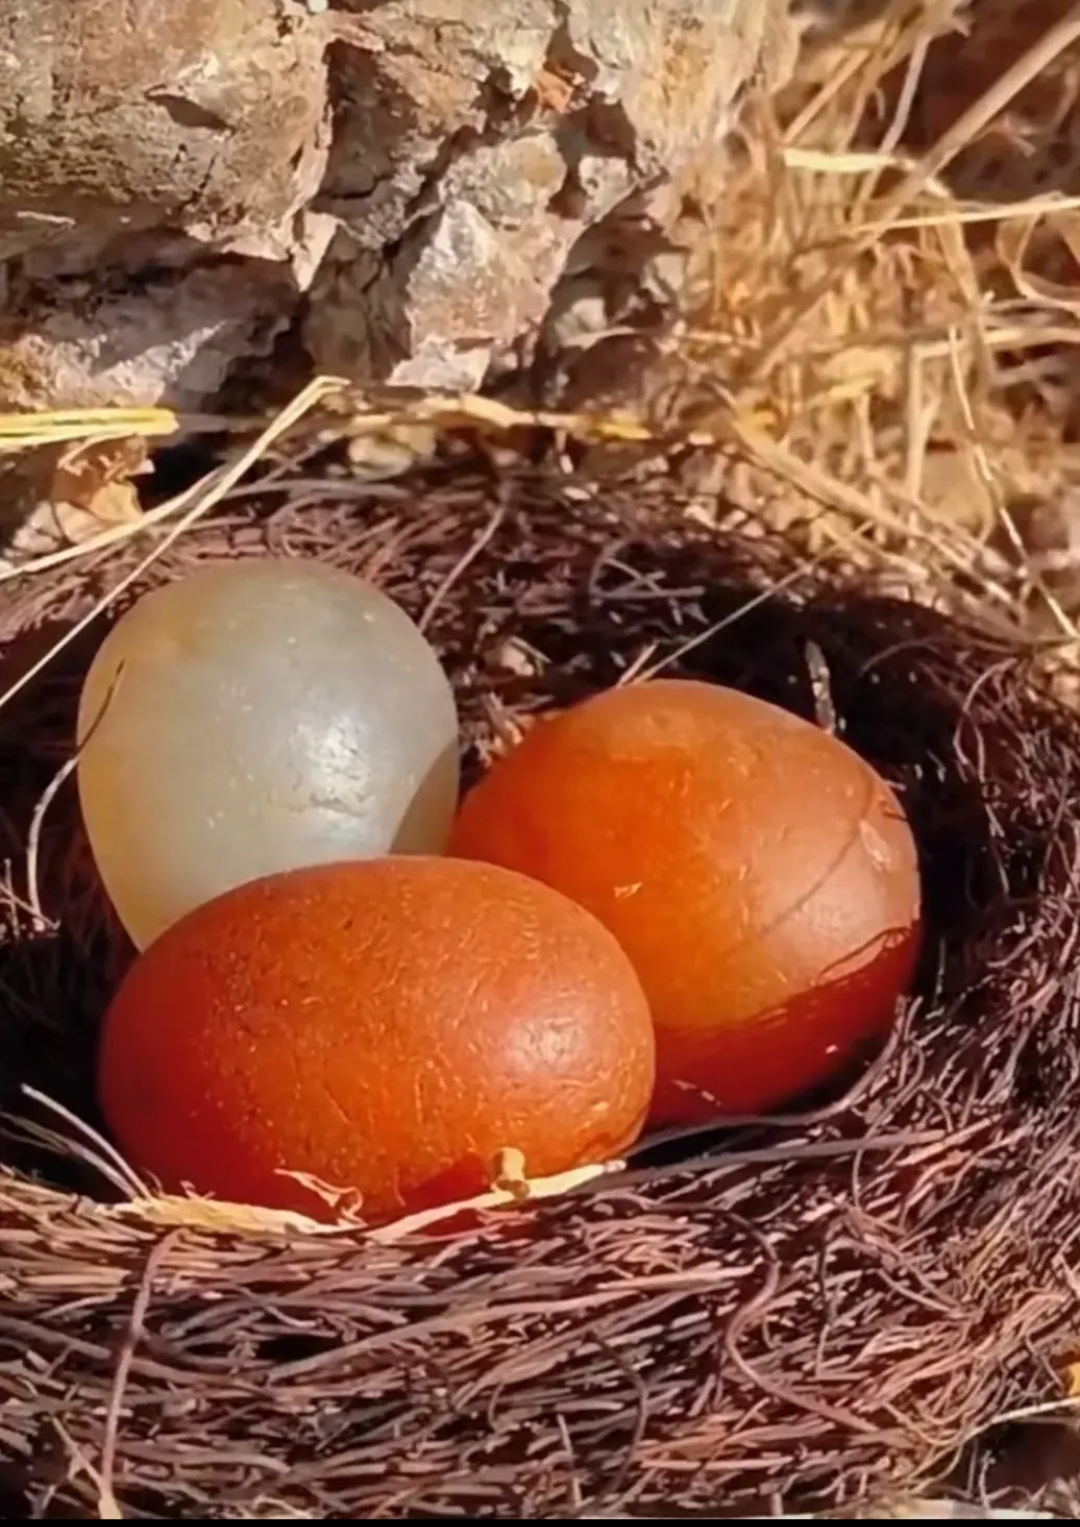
xmin=97 ymin=856 xmax=656 ymax=1223
xmin=77 ymin=559 xmax=460 ymax=950
xmin=449 ymin=678 xmax=921 ymax=1125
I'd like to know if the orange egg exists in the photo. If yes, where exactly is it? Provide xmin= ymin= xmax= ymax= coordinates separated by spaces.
xmin=449 ymin=679 xmax=921 ymax=1126
xmin=97 ymin=857 xmax=655 ymax=1224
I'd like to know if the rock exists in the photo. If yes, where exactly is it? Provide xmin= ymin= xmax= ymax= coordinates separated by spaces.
xmin=0 ymin=0 xmax=786 ymax=410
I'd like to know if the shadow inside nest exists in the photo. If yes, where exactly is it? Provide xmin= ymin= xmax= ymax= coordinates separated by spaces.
xmin=3 ymin=460 xmax=1080 ymax=1515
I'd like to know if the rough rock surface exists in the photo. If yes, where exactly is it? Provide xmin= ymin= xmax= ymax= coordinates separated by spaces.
xmin=0 ymin=0 xmax=782 ymax=409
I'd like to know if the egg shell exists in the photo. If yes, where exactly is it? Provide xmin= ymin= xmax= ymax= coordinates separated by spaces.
xmin=97 ymin=856 xmax=656 ymax=1224
xmin=76 ymin=559 xmax=460 ymax=951
xmin=448 ymin=678 xmax=921 ymax=1126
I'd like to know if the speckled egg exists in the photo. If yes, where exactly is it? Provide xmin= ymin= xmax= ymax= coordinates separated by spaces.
xmin=450 ymin=678 xmax=921 ymax=1126
xmin=97 ymin=856 xmax=656 ymax=1224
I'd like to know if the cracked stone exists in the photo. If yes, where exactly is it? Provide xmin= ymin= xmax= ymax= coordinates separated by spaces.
xmin=0 ymin=0 xmax=789 ymax=409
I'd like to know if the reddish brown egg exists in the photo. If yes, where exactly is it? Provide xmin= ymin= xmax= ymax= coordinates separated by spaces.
xmin=97 ymin=857 xmax=655 ymax=1224
xmin=449 ymin=679 xmax=921 ymax=1126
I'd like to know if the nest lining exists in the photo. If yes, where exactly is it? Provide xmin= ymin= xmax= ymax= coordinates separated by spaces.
xmin=1 ymin=459 xmax=1080 ymax=1520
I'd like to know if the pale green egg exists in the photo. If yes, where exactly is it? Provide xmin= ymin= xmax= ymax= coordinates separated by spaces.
xmin=77 ymin=559 xmax=460 ymax=950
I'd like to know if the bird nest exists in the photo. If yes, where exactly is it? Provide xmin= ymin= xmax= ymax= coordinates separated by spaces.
xmin=2 ymin=454 xmax=1080 ymax=1521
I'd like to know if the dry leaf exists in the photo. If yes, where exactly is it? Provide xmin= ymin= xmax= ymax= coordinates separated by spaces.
xmin=492 ymin=1145 xmax=530 ymax=1201
xmin=345 ymin=421 xmax=438 ymax=480
xmin=46 ymin=435 xmax=151 ymax=544
xmin=533 ymin=64 xmax=577 ymax=114
xmin=108 ymin=1193 xmax=341 ymax=1238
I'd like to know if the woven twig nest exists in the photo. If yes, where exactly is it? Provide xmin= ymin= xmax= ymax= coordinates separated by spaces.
xmin=2 ymin=458 xmax=1080 ymax=1520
